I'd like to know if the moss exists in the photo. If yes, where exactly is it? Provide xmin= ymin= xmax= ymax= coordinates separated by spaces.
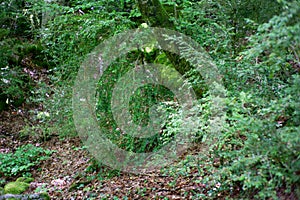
xmin=16 ymin=177 xmax=34 ymax=184
xmin=4 ymin=181 xmax=29 ymax=194
xmin=0 ymin=186 xmax=4 ymax=195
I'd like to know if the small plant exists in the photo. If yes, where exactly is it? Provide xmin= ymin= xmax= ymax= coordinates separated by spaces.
xmin=0 ymin=144 xmax=53 ymax=177
xmin=34 ymin=183 xmax=49 ymax=194
xmin=86 ymin=159 xmax=121 ymax=180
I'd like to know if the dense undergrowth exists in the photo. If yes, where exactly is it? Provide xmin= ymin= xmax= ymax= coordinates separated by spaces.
xmin=1 ymin=0 xmax=299 ymax=199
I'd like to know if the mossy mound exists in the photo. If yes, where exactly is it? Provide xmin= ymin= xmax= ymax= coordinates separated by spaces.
xmin=0 ymin=187 xmax=4 ymax=195
xmin=16 ymin=177 xmax=34 ymax=184
xmin=4 ymin=181 xmax=29 ymax=194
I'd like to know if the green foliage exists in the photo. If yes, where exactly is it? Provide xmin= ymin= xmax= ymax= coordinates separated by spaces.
xmin=95 ymin=58 xmax=169 ymax=153
xmin=156 ymin=0 xmax=300 ymax=199
xmin=0 ymin=144 xmax=53 ymax=177
xmin=234 ymin=2 xmax=300 ymax=90
xmin=40 ymin=0 xmax=137 ymax=80
xmin=0 ymin=26 xmax=51 ymax=110
xmin=65 ymin=1 xmax=299 ymax=197
xmin=86 ymin=159 xmax=121 ymax=180
xmin=35 ymin=0 xmax=138 ymax=138
xmin=0 ymin=39 xmax=30 ymax=108
xmin=216 ymin=81 xmax=300 ymax=198
xmin=0 ymin=0 xmax=42 ymax=38
xmin=1 ymin=0 xmax=298 ymax=198
xmin=0 ymin=64 xmax=28 ymax=108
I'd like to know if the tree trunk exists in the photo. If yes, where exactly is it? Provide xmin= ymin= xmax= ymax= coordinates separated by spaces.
xmin=136 ymin=0 xmax=204 ymax=97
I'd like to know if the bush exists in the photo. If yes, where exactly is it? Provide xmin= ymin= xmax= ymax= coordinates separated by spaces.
xmin=158 ymin=1 xmax=300 ymax=199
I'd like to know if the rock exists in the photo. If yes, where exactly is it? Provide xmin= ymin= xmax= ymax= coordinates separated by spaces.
xmin=0 ymin=192 xmax=50 ymax=200
xmin=4 ymin=181 xmax=29 ymax=194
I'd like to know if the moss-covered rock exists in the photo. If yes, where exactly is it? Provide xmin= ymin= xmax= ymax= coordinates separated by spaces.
xmin=4 ymin=181 xmax=29 ymax=194
xmin=16 ymin=177 xmax=34 ymax=184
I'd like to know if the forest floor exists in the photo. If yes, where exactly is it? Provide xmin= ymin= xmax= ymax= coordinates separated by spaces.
xmin=0 ymin=108 xmax=218 ymax=199
xmin=0 ymin=106 xmax=297 ymax=199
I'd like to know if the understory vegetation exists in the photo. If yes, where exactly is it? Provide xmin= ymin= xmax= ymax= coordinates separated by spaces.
xmin=0 ymin=0 xmax=299 ymax=199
